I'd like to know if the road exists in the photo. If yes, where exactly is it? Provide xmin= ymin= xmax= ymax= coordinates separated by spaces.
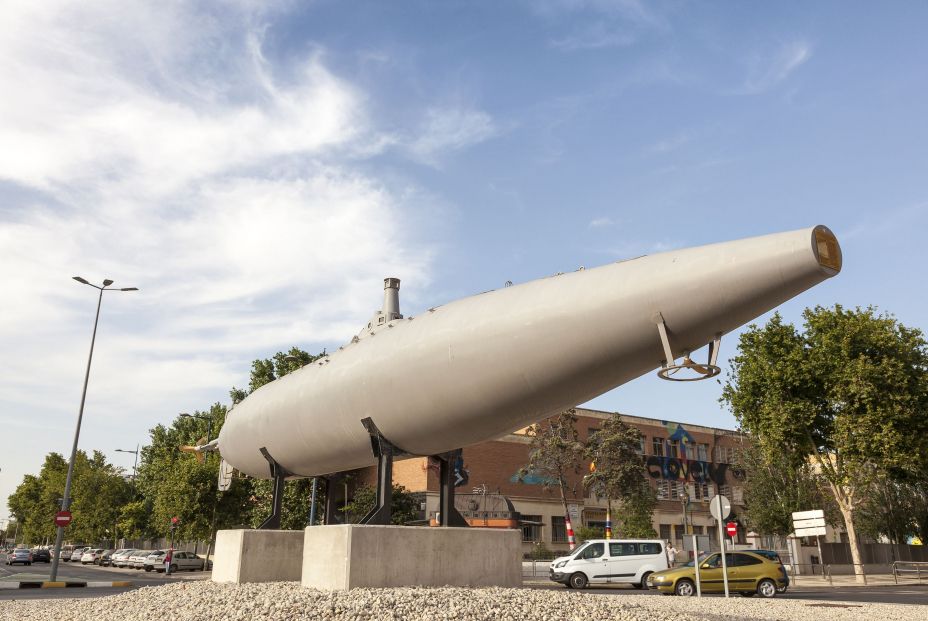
xmin=525 ymin=580 xmax=928 ymax=606
xmin=0 ymin=552 xmax=209 ymax=601
xmin=3 ymin=553 xmax=926 ymax=606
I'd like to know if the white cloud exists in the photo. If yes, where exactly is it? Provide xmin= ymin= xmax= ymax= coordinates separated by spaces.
xmin=740 ymin=41 xmax=813 ymax=95
xmin=0 ymin=1 xmax=455 ymax=514
xmin=589 ymin=216 xmax=615 ymax=228
xmin=405 ymin=107 xmax=497 ymax=166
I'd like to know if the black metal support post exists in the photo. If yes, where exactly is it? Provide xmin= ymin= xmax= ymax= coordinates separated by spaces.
xmin=258 ymin=447 xmax=292 ymax=530
xmin=359 ymin=417 xmax=408 ymax=525
xmin=323 ymin=473 xmax=344 ymax=525
xmin=435 ymin=449 xmax=469 ymax=527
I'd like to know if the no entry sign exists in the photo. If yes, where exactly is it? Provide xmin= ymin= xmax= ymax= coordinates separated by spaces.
xmin=726 ymin=522 xmax=737 ymax=537
xmin=55 ymin=510 xmax=72 ymax=527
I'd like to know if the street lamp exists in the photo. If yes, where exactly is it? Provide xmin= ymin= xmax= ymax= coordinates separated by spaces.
xmin=115 ymin=445 xmax=140 ymax=481
xmin=179 ymin=413 xmax=213 ymax=442
xmin=50 ymin=276 xmax=137 ymax=582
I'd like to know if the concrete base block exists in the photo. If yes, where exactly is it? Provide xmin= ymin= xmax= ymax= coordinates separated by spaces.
xmin=212 ymin=529 xmax=304 ymax=583
xmin=302 ymin=525 xmax=522 ymax=590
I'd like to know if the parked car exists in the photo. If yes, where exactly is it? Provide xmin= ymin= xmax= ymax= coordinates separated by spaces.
xmin=113 ymin=549 xmax=137 ymax=568
xmin=168 ymin=551 xmax=212 ymax=572
xmin=646 ymin=551 xmax=787 ymax=598
xmin=70 ymin=547 xmax=89 ymax=562
xmin=144 ymin=550 xmax=166 ymax=572
xmin=6 ymin=548 xmax=33 ymax=565
xmin=150 ymin=550 xmax=210 ymax=572
xmin=549 ymin=539 xmax=669 ymax=590
xmin=81 ymin=548 xmax=105 ymax=564
xmin=750 ymin=549 xmax=790 ymax=593
xmin=99 ymin=549 xmax=117 ymax=566
xmin=129 ymin=550 xmax=150 ymax=569
xmin=30 ymin=548 xmax=51 ymax=563
xmin=59 ymin=545 xmax=75 ymax=562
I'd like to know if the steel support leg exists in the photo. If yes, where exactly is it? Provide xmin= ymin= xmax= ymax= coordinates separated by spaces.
xmin=258 ymin=447 xmax=291 ymax=530
xmin=436 ymin=449 xmax=468 ymax=527
xmin=360 ymin=417 xmax=406 ymax=525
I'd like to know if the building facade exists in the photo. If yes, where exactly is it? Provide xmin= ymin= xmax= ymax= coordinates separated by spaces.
xmin=359 ymin=407 xmax=750 ymax=556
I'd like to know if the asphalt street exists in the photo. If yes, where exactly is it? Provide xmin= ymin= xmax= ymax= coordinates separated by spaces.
xmin=0 ymin=552 xmax=209 ymax=601
xmin=525 ymin=581 xmax=928 ymax=606
xmin=3 ymin=553 xmax=926 ymax=606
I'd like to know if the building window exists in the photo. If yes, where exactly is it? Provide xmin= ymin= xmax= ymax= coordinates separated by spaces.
xmin=521 ymin=515 xmax=542 ymax=542
xmin=659 ymin=524 xmax=672 ymax=542
xmin=719 ymin=484 xmax=732 ymax=500
xmin=732 ymin=487 xmax=744 ymax=505
xmin=669 ymin=439 xmax=679 ymax=458
xmin=697 ymin=443 xmax=709 ymax=462
xmin=693 ymin=482 xmax=710 ymax=501
xmin=656 ymin=480 xmax=670 ymax=500
xmin=669 ymin=480 xmax=683 ymax=500
xmin=652 ymin=437 xmax=665 ymax=457
xmin=551 ymin=516 xmax=567 ymax=543
xmin=635 ymin=437 xmax=645 ymax=455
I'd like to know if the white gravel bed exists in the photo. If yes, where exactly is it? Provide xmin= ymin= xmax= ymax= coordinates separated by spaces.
xmin=0 ymin=582 xmax=920 ymax=621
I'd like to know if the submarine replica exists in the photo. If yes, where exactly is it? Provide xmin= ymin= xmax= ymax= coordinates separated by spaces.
xmin=203 ymin=225 xmax=841 ymax=526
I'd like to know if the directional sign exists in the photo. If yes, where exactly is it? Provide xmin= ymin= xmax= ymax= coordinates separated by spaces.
xmin=792 ymin=509 xmax=824 ymax=521
xmin=709 ymin=495 xmax=731 ymax=521
xmin=792 ymin=509 xmax=826 ymax=537
xmin=726 ymin=522 xmax=737 ymax=537
xmin=794 ymin=526 xmax=827 ymax=537
xmin=54 ymin=511 xmax=72 ymax=527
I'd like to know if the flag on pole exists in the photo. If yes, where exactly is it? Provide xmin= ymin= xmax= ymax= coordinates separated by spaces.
xmin=605 ymin=509 xmax=612 ymax=539
xmin=565 ymin=515 xmax=576 ymax=550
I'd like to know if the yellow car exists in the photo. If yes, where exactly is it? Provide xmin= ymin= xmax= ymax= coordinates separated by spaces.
xmin=646 ymin=551 xmax=787 ymax=598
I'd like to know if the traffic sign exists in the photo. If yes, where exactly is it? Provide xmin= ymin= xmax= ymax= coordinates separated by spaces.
xmin=54 ymin=510 xmax=72 ymax=527
xmin=709 ymin=495 xmax=731 ymax=521
xmin=726 ymin=522 xmax=737 ymax=537
xmin=792 ymin=509 xmax=826 ymax=537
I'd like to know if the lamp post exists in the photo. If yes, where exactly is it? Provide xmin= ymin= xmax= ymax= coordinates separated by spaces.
xmin=50 ymin=277 xmax=137 ymax=582
xmin=115 ymin=445 xmax=140 ymax=481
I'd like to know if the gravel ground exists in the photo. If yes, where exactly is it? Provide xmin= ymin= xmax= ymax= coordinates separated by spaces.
xmin=0 ymin=582 xmax=921 ymax=621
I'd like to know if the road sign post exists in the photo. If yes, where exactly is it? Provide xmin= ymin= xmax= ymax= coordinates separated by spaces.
xmin=726 ymin=521 xmax=737 ymax=542
xmin=710 ymin=495 xmax=731 ymax=598
xmin=54 ymin=511 xmax=72 ymax=528
xmin=691 ymin=534 xmax=702 ymax=597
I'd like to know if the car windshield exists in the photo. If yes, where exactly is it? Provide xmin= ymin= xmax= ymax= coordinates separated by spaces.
xmin=570 ymin=542 xmax=591 ymax=558
xmin=684 ymin=553 xmax=713 ymax=567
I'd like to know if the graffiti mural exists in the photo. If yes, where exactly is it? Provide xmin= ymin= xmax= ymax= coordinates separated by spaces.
xmin=645 ymin=422 xmax=744 ymax=485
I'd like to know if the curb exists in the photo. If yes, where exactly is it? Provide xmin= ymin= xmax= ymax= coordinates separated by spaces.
xmin=0 ymin=581 xmax=133 ymax=589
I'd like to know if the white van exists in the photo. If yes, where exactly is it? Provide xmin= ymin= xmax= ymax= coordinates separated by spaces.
xmin=549 ymin=539 xmax=668 ymax=589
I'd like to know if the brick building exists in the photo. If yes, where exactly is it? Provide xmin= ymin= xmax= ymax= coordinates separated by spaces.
xmin=359 ymin=407 xmax=749 ymax=556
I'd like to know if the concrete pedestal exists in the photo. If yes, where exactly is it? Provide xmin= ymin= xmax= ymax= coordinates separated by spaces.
xmin=212 ymin=529 xmax=304 ymax=583
xmin=302 ymin=525 xmax=522 ymax=590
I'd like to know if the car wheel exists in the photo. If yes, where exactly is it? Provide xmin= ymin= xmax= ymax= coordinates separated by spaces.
xmin=674 ymin=579 xmax=696 ymax=597
xmin=171 ymin=564 xmax=178 ymax=573
xmin=639 ymin=571 xmax=653 ymax=590
xmin=568 ymin=572 xmax=588 ymax=589
xmin=757 ymin=579 xmax=777 ymax=598
xmin=145 ymin=567 xmax=152 ymax=572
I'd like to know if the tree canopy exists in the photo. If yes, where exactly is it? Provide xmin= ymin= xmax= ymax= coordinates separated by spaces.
xmin=722 ymin=305 xmax=928 ymax=582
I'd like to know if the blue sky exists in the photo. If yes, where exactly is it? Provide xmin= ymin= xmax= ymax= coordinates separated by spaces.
xmin=1 ymin=1 xmax=926 ymax=520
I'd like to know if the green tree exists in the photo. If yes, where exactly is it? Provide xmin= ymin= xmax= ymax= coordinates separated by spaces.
xmin=341 ymin=484 xmax=421 ymax=525
xmin=855 ymin=472 xmax=920 ymax=544
xmin=722 ymin=306 xmax=928 ymax=583
xmin=8 ymin=451 xmax=130 ymax=546
xmin=584 ymin=413 xmax=654 ymax=538
xmin=616 ymin=487 xmax=657 ymax=539
xmin=518 ymin=409 xmax=585 ymax=548
xmin=740 ymin=447 xmax=832 ymax=536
